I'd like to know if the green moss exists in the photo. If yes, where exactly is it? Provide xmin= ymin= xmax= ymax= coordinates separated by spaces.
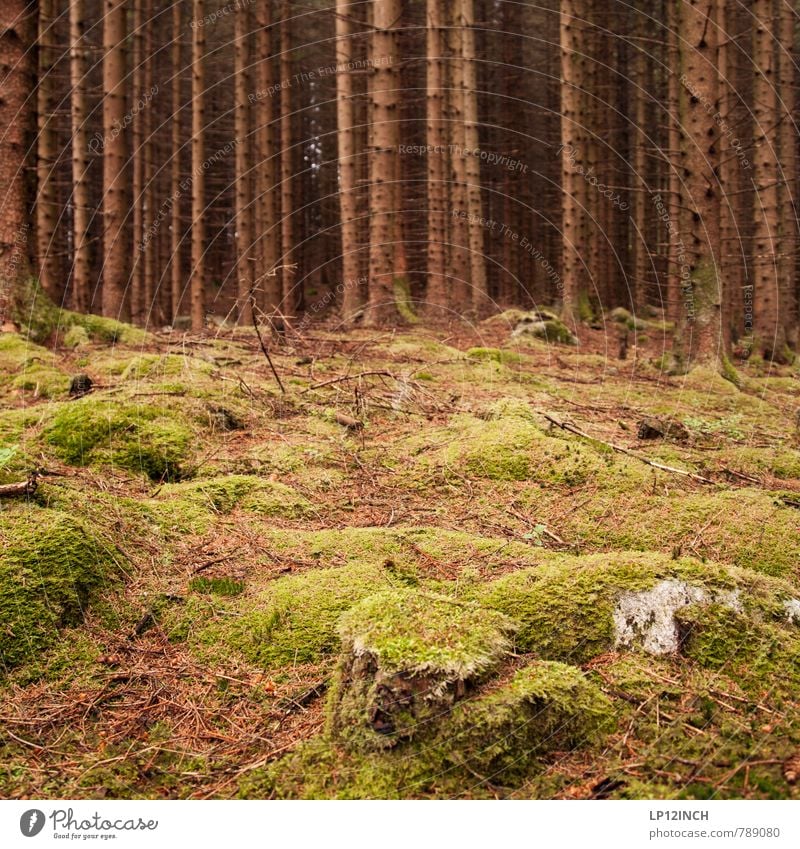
xmin=720 ymin=354 xmax=742 ymax=388
xmin=189 ymin=576 xmax=244 ymax=596
xmin=437 ymin=411 xmax=616 ymax=485
xmin=576 ymin=291 xmax=595 ymax=323
xmin=393 ymin=276 xmax=419 ymax=324
xmin=153 ymin=475 xmax=313 ymax=533
xmin=0 ymin=507 xmax=117 ymax=671
xmin=466 ymin=347 xmax=522 ymax=364
xmin=514 ymin=319 xmax=578 ymax=345
xmin=259 ymin=660 xmax=611 ymax=798
xmin=43 ymin=399 xmax=194 ymax=480
xmin=63 ymin=311 xmax=148 ymax=345
xmin=609 ymin=306 xmax=646 ymax=331
xmin=480 ymin=550 xmax=800 ymax=664
xmin=63 ymin=325 xmax=90 ymax=349
xmin=560 ymin=489 xmax=800 ymax=579
xmin=199 ymin=563 xmax=397 ymax=668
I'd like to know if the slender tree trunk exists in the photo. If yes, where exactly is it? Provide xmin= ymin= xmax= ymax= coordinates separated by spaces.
xmin=364 ymin=0 xmax=400 ymax=324
xmin=131 ymin=0 xmax=145 ymax=323
xmin=447 ymin=5 xmax=470 ymax=309
xmin=336 ymin=0 xmax=361 ymax=321
xmin=425 ymin=0 xmax=447 ymax=312
xmin=170 ymin=0 xmax=183 ymax=320
xmin=190 ymin=0 xmax=206 ymax=331
xmin=665 ymin=0 xmax=682 ymax=326
xmin=102 ymin=0 xmax=130 ymax=319
xmin=751 ymin=0 xmax=784 ymax=360
xmin=234 ymin=0 xmax=253 ymax=323
xmin=632 ymin=5 xmax=647 ymax=313
xmin=36 ymin=0 xmax=60 ymax=301
xmin=717 ymin=0 xmax=737 ymax=351
xmin=778 ymin=0 xmax=797 ymax=348
xmin=254 ymin=2 xmax=280 ymax=312
xmin=143 ymin=0 xmax=156 ymax=323
xmin=461 ymin=0 xmax=486 ymax=315
xmin=560 ymin=0 xmax=583 ymax=324
xmin=0 ymin=0 xmax=33 ymax=320
xmin=678 ymin=0 xmax=722 ymax=364
xmin=279 ymin=0 xmax=294 ymax=313
xmin=69 ymin=0 xmax=91 ymax=313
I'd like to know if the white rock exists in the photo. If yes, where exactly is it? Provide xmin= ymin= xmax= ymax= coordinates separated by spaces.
xmin=784 ymin=597 xmax=800 ymax=625
xmin=614 ymin=580 xmax=707 ymax=656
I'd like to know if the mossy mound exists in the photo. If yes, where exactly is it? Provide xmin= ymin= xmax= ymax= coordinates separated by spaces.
xmin=120 ymin=353 xmax=214 ymax=384
xmin=512 ymin=318 xmax=577 ymax=346
xmin=435 ymin=408 xmax=634 ymax=486
xmin=558 ymin=488 xmax=800 ymax=579
xmin=153 ymin=474 xmax=313 ymax=533
xmin=481 ymin=551 xmax=800 ymax=666
xmin=251 ymin=658 xmax=611 ymax=798
xmin=465 ymin=346 xmax=521 ymax=364
xmin=43 ymin=399 xmax=194 ymax=480
xmin=197 ymin=563 xmax=398 ymax=669
xmin=0 ymin=333 xmax=69 ymax=399
xmin=608 ymin=306 xmax=646 ymax=331
xmin=330 ymin=590 xmax=515 ymax=750
xmin=0 ymin=508 xmax=116 ymax=670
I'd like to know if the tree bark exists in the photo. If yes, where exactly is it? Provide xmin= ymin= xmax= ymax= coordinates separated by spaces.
xmin=254 ymin=1 xmax=280 ymax=312
xmin=425 ymin=0 xmax=447 ymax=312
xmin=235 ymin=0 xmax=253 ymax=324
xmin=69 ymin=0 xmax=91 ymax=313
xmin=364 ymin=0 xmax=400 ymax=324
xmin=36 ymin=0 xmax=61 ymax=302
xmin=778 ymin=0 xmax=797 ymax=348
xmin=170 ymin=0 xmax=183 ymax=320
xmin=279 ymin=0 xmax=294 ymax=313
xmin=335 ymin=0 xmax=361 ymax=321
xmin=0 ymin=0 xmax=33 ymax=322
xmin=678 ymin=0 xmax=722 ymax=364
xmin=102 ymin=0 xmax=130 ymax=320
xmin=190 ymin=0 xmax=206 ymax=331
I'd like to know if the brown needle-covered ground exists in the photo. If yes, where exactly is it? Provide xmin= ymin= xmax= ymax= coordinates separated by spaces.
xmin=1 ymin=307 xmax=799 ymax=799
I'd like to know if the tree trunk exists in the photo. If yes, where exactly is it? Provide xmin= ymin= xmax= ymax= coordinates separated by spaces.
xmin=235 ymin=0 xmax=253 ymax=323
xmin=102 ymin=0 xmax=130 ymax=320
xmin=751 ymin=0 xmax=783 ymax=359
xmin=778 ymin=0 xmax=797 ymax=348
xmin=131 ymin=0 xmax=145 ymax=323
xmin=143 ymin=0 xmax=156 ymax=324
xmin=69 ymin=0 xmax=91 ymax=313
xmin=335 ymin=0 xmax=361 ymax=321
xmin=678 ymin=0 xmax=722 ymax=364
xmin=364 ymin=0 xmax=400 ymax=324
xmin=447 ymin=5 xmax=470 ymax=309
xmin=190 ymin=0 xmax=206 ymax=331
xmin=559 ymin=0 xmax=583 ymax=325
xmin=425 ymin=0 xmax=447 ymax=312
xmin=0 ymin=0 xmax=33 ymax=321
xmin=170 ymin=0 xmax=183 ymax=320
xmin=254 ymin=1 xmax=280 ymax=312
xmin=36 ymin=0 xmax=61 ymax=302
xmin=461 ymin=0 xmax=486 ymax=315
xmin=279 ymin=0 xmax=294 ymax=313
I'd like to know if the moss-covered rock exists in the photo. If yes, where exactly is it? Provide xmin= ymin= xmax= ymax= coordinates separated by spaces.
xmin=465 ymin=346 xmax=521 ymax=364
xmin=512 ymin=318 xmax=578 ymax=345
xmin=0 ymin=333 xmax=69 ymax=399
xmin=43 ymin=399 xmax=194 ymax=480
xmin=481 ymin=551 xmax=800 ymax=665
xmin=0 ymin=508 xmax=116 ymax=670
xmin=330 ymin=589 xmax=515 ymax=750
xmin=198 ymin=563 xmax=398 ymax=669
xmin=435 ymin=409 xmax=626 ymax=486
xmin=153 ymin=474 xmax=313 ymax=533
xmin=254 ymin=660 xmax=611 ymax=798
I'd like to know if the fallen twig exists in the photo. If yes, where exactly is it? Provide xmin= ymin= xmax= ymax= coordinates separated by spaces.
xmin=541 ymin=413 xmax=716 ymax=485
xmin=0 ymin=472 xmax=39 ymax=499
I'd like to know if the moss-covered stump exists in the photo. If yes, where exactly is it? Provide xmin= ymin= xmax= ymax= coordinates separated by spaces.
xmin=252 ymin=660 xmax=610 ymax=798
xmin=481 ymin=551 xmax=800 ymax=668
xmin=329 ymin=590 xmax=516 ymax=750
xmin=43 ymin=398 xmax=194 ymax=480
xmin=0 ymin=508 xmax=116 ymax=670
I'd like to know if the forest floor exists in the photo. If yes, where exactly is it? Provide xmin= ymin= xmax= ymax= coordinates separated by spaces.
xmin=1 ymin=306 xmax=800 ymax=799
